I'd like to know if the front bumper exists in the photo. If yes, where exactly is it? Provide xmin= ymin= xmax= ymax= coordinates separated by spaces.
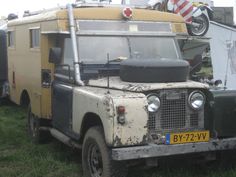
xmin=112 ymin=138 xmax=236 ymax=161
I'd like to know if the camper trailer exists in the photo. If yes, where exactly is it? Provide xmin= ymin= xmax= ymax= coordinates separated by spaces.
xmin=3 ymin=3 xmax=236 ymax=177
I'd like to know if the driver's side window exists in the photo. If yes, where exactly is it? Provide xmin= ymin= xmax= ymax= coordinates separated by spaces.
xmin=54 ymin=38 xmax=74 ymax=82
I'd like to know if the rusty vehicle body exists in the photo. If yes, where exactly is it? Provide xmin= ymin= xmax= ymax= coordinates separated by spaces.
xmin=4 ymin=3 xmax=236 ymax=177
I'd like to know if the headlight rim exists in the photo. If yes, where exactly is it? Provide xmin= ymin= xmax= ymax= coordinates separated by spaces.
xmin=147 ymin=94 xmax=161 ymax=113
xmin=188 ymin=91 xmax=205 ymax=110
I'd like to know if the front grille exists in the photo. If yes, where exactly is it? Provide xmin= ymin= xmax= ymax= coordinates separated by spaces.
xmin=190 ymin=113 xmax=199 ymax=127
xmin=160 ymin=92 xmax=186 ymax=129
xmin=148 ymin=89 xmax=204 ymax=132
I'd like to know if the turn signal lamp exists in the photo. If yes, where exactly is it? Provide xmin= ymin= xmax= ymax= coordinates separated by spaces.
xmin=117 ymin=106 xmax=125 ymax=114
xmin=117 ymin=106 xmax=126 ymax=124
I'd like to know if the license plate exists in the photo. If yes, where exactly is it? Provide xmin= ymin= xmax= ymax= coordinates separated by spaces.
xmin=166 ymin=131 xmax=210 ymax=145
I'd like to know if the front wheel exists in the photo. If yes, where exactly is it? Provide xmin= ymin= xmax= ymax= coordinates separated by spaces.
xmin=188 ymin=14 xmax=210 ymax=36
xmin=82 ymin=126 xmax=127 ymax=177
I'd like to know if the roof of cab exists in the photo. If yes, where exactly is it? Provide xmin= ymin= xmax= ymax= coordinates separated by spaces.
xmin=8 ymin=7 xmax=185 ymax=26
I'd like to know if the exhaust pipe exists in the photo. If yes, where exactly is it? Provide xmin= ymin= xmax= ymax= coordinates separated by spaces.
xmin=67 ymin=4 xmax=84 ymax=86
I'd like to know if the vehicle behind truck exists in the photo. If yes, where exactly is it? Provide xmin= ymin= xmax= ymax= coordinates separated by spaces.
xmin=2 ymin=3 xmax=236 ymax=177
xmin=0 ymin=30 xmax=8 ymax=100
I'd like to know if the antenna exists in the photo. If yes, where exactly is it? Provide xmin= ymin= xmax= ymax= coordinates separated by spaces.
xmin=107 ymin=53 xmax=110 ymax=94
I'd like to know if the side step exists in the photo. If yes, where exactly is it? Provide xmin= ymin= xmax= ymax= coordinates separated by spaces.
xmin=40 ymin=127 xmax=81 ymax=149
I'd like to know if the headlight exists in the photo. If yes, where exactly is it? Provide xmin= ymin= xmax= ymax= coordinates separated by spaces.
xmin=147 ymin=94 xmax=161 ymax=113
xmin=188 ymin=91 xmax=205 ymax=110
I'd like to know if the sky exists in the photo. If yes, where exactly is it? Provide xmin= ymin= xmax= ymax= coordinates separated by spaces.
xmin=0 ymin=0 xmax=235 ymax=18
xmin=0 ymin=0 xmax=74 ymax=17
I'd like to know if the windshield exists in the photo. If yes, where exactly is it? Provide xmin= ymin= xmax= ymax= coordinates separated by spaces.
xmin=63 ymin=36 xmax=179 ymax=66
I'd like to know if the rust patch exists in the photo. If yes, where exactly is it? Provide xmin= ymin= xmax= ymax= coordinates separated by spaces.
xmin=103 ymin=96 xmax=110 ymax=107
xmin=114 ymin=134 xmax=148 ymax=147
xmin=114 ymin=135 xmax=123 ymax=146
xmin=125 ymin=136 xmax=140 ymax=145
xmin=102 ymin=95 xmax=116 ymax=120
xmin=103 ymin=95 xmax=113 ymax=112
xmin=142 ymin=135 xmax=148 ymax=144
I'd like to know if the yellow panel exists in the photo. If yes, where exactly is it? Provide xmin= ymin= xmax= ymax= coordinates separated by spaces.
xmin=56 ymin=7 xmax=184 ymax=23
xmin=8 ymin=23 xmax=42 ymax=117
xmin=171 ymin=23 xmax=188 ymax=34
xmin=40 ymin=34 xmax=55 ymax=119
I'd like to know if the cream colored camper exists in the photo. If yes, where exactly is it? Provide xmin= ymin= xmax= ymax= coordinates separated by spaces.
xmin=7 ymin=4 xmax=236 ymax=177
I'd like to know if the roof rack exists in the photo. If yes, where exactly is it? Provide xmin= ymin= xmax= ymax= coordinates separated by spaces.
xmin=22 ymin=0 xmax=151 ymax=18
xmin=23 ymin=6 xmax=65 ymax=17
xmin=74 ymin=0 xmax=148 ymax=9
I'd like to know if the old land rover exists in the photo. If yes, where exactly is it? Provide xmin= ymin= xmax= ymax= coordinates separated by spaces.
xmin=4 ymin=3 xmax=236 ymax=177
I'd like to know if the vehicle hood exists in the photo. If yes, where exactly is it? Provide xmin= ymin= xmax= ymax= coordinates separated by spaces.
xmin=87 ymin=76 xmax=208 ymax=92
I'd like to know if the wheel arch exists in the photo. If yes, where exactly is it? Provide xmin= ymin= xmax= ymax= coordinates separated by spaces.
xmin=20 ymin=89 xmax=30 ymax=107
xmin=79 ymin=112 xmax=104 ymax=143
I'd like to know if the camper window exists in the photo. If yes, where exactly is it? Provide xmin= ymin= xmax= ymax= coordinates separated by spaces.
xmin=8 ymin=31 xmax=15 ymax=48
xmin=30 ymin=28 xmax=40 ymax=48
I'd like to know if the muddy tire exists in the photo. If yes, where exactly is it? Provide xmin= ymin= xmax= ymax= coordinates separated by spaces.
xmin=82 ymin=126 xmax=127 ymax=177
xmin=120 ymin=59 xmax=189 ymax=83
xmin=28 ymin=106 xmax=49 ymax=144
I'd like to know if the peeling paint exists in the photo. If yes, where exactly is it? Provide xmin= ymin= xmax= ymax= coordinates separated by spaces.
xmin=114 ymin=135 xmax=123 ymax=146
xmin=122 ymin=84 xmax=151 ymax=92
xmin=103 ymin=96 xmax=111 ymax=107
xmin=114 ymin=134 xmax=148 ymax=147
xmin=103 ymin=95 xmax=113 ymax=113
xmin=142 ymin=135 xmax=148 ymax=143
xmin=88 ymin=77 xmax=209 ymax=92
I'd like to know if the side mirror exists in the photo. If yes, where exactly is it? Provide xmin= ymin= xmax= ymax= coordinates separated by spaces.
xmin=49 ymin=47 xmax=62 ymax=64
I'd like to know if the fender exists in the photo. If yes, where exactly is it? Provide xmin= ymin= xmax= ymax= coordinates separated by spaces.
xmin=192 ymin=7 xmax=203 ymax=18
xmin=193 ymin=6 xmax=212 ymax=20
xmin=205 ymin=6 xmax=214 ymax=20
xmin=199 ymin=5 xmax=213 ymax=20
xmin=148 ymin=0 xmax=163 ymax=6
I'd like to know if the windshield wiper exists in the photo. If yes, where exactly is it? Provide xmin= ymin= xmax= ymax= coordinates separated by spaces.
xmin=109 ymin=56 xmax=128 ymax=63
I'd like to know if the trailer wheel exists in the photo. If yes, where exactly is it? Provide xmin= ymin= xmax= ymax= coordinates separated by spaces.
xmin=82 ymin=126 xmax=127 ymax=177
xmin=27 ymin=106 xmax=48 ymax=144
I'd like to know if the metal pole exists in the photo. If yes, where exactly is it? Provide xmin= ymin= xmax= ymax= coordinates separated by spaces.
xmin=67 ymin=4 xmax=84 ymax=86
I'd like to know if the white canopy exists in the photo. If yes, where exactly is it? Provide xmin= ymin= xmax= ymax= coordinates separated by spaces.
xmin=206 ymin=21 xmax=236 ymax=90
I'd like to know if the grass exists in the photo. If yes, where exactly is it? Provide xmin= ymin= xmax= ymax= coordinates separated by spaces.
xmin=1 ymin=102 xmax=236 ymax=177
xmin=0 ymin=102 xmax=81 ymax=177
